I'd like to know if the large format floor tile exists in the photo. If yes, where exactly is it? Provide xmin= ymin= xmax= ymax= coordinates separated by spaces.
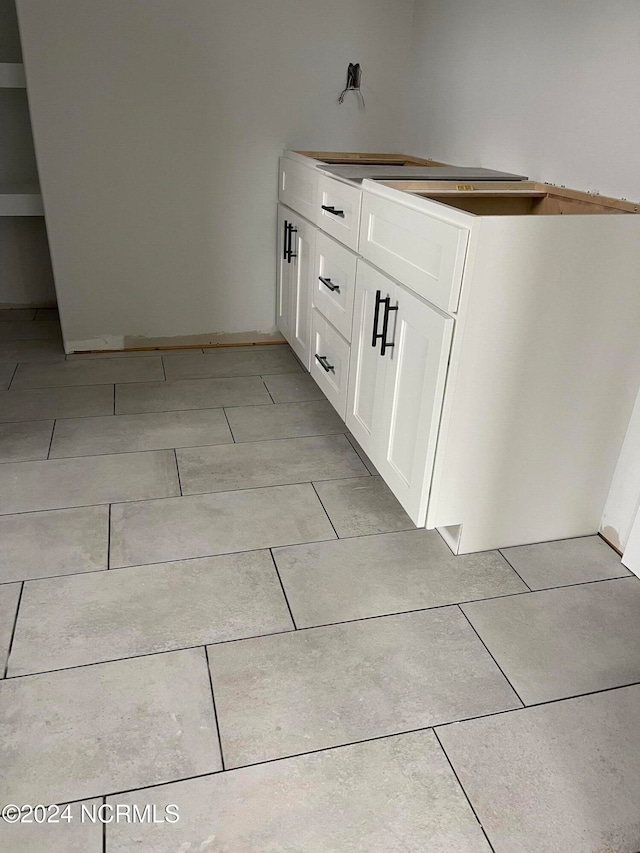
xmin=0 ymin=420 xmax=54 ymax=463
xmin=314 ymin=476 xmax=415 ymax=537
xmin=0 ymin=583 xmax=21 ymax=674
xmin=116 ymin=375 xmax=271 ymax=413
xmin=0 ymin=385 xmax=113 ymax=422
xmin=462 ymin=576 xmax=640 ymax=704
xmin=12 ymin=356 xmax=164 ymax=389
xmin=207 ymin=606 xmax=520 ymax=768
xmin=0 ymin=320 xmax=61 ymax=342
xmin=437 ymin=685 xmax=640 ymax=853
xmin=0 ymin=339 xmax=65 ymax=363
xmin=263 ymin=371 xmax=324 ymax=403
xmin=0 ymin=450 xmax=179 ymax=514
xmin=163 ymin=346 xmax=301 ymax=380
xmin=9 ymin=551 xmax=294 ymax=676
xmin=274 ymin=529 xmax=528 ymax=627
xmin=50 ymin=408 xmax=232 ymax=458
xmin=0 ymin=648 xmax=221 ymax=804
xmin=225 ymin=399 xmax=345 ymax=442
xmin=108 ymin=731 xmax=491 ymax=853
xmin=0 ymin=506 xmax=109 ymax=583
xmin=500 ymin=535 xmax=628 ymax=589
xmin=177 ymin=434 xmax=368 ymax=495
xmin=0 ymin=800 xmax=102 ymax=853
xmin=110 ymin=483 xmax=336 ymax=568
xmin=0 ymin=363 xmax=16 ymax=390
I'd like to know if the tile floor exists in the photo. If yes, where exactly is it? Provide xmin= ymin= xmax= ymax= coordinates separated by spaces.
xmin=0 ymin=308 xmax=639 ymax=851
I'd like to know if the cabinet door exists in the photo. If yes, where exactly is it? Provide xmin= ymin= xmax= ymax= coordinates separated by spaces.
xmin=276 ymin=205 xmax=293 ymax=342
xmin=377 ymin=282 xmax=454 ymax=526
xmin=345 ymin=261 xmax=391 ymax=460
xmin=289 ymin=214 xmax=316 ymax=370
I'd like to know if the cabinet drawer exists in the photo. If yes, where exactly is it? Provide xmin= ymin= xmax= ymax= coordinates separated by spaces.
xmin=312 ymin=232 xmax=357 ymax=342
xmin=279 ymin=157 xmax=319 ymax=222
xmin=310 ymin=310 xmax=350 ymax=420
xmin=359 ymin=192 xmax=469 ymax=313
xmin=317 ymin=175 xmax=361 ymax=251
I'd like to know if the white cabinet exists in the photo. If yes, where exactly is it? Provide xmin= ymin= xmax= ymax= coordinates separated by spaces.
xmin=279 ymin=157 xmax=318 ymax=222
xmin=276 ymin=205 xmax=293 ymax=341
xmin=346 ymin=261 xmax=389 ymax=460
xmin=359 ymin=190 xmax=468 ymax=314
xmin=276 ymin=204 xmax=315 ymax=370
xmin=312 ymin=231 xmax=357 ymax=341
xmin=346 ymin=261 xmax=453 ymax=525
xmin=317 ymin=175 xmax=362 ymax=251
xmin=310 ymin=309 xmax=350 ymax=419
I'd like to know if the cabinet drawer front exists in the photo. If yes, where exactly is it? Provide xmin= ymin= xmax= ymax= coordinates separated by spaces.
xmin=310 ymin=310 xmax=350 ymax=420
xmin=317 ymin=175 xmax=362 ymax=251
xmin=279 ymin=158 xmax=319 ymax=221
xmin=312 ymin=232 xmax=357 ymax=342
xmin=359 ymin=192 xmax=468 ymax=313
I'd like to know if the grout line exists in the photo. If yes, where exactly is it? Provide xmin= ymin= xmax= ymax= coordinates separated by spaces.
xmin=310 ymin=481 xmax=341 ymax=539
xmin=457 ymin=604 xmax=526 ymax=707
xmin=6 ymin=362 xmax=20 ymax=391
xmin=174 ymin=449 xmax=183 ymax=496
xmin=107 ymin=505 xmax=112 ymax=570
xmin=204 ymin=646 xmax=226 ymax=771
xmin=260 ymin=376 xmax=276 ymax=404
xmin=3 ymin=581 xmax=24 ymax=678
xmin=269 ymin=548 xmax=297 ymax=629
xmin=496 ymin=550 xmax=532 ymax=591
xmin=46 ymin=419 xmax=56 ymax=460
xmin=433 ymin=728 xmax=496 ymax=853
xmin=221 ymin=407 xmax=236 ymax=443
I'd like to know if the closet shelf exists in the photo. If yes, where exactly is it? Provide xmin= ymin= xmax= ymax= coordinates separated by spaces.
xmin=0 ymin=63 xmax=26 ymax=88
xmin=0 ymin=186 xmax=44 ymax=216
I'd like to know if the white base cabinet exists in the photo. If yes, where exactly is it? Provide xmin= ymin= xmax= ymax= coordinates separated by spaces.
xmin=277 ymin=151 xmax=640 ymax=554
xmin=276 ymin=204 xmax=315 ymax=370
xmin=346 ymin=261 xmax=453 ymax=526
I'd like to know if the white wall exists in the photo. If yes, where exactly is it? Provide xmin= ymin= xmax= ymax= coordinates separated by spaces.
xmin=17 ymin=0 xmax=414 ymax=350
xmin=406 ymin=0 xmax=640 ymax=201
xmin=406 ymin=0 xmax=640 ymax=551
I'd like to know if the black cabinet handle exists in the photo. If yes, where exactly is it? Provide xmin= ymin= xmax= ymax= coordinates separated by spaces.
xmin=315 ymin=353 xmax=335 ymax=373
xmin=321 ymin=204 xmax=345 ymax=218
xmin=372 ymin=289 xmax=383 ymax=348
xmin=371 ymin=289 xmax=397 ymax=356
xmin=380 ymin=299 xmax=398 ymax=356
xmin=286 ymin=224 xmax=298 ymax=263
xmin=283 ymin=220 xmax=289 ymax=261
xmin=319 ymin=276 xmax=340 ymax=293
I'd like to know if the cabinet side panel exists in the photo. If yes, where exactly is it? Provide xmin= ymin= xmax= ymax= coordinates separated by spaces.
xmin=429 ymin=215 xmax=640 ymax=553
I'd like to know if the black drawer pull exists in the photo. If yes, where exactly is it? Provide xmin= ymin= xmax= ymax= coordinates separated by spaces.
xmin=321 ymin=205 xmax=345 ymax=218
xmin=319 ymin=276 xmax=340 ymax=293
xmin=315 ymin=353 xmax=335 ymax=373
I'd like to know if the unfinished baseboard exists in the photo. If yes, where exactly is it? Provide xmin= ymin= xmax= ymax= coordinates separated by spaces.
xmin=67 ymin=329 xmax=287 ymax=355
